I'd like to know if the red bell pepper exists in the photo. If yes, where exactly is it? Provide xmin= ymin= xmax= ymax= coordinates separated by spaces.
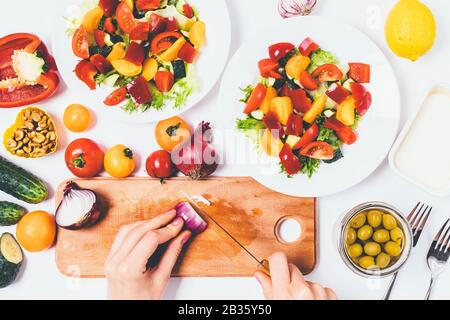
xmin=90 ymin=54 xmax=113 ymax=73
xmin=0 ymin=33 xmax=59 ymax=108
xmin=124 ymin=42 xmax=145 ymax=66
xmin=263 ymin=112 xmax=284 ymax=138
xmin=348 ymin=63 xmax=371 ymax=83
xmin=75 ymin=60 xmax=97 ymax=90
xmin=285 ymin=114 xmax=303 ymax=136
xmin=183 ymin=3 xmax=194 ymax=18
xmin=299 ymin=37 xmax=320 ymax=57
xmin=288 ymin=88 xmax=312 ymax=113
xmin=280 ymin=144 xmax=302 ymax=175
xmin=326 ymin=83 xmax=349 ymax=104
xmin=258 ymin=59 xmax=282 ymax=79
xmin=323 ymin=117 xmax=357 ymax=145
xmin=127 ymin=76 xmax=152 ymax=104
xmin=178 ymin=42 xmax=197 ymax=63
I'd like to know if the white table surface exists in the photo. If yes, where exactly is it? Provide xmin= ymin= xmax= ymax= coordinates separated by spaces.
xmin=1 ymin=0 xmax=450 ymax=300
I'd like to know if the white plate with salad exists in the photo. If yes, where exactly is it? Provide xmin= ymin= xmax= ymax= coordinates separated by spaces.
xmin=53 ymin=0 xmax=230 ymax=123
xmin=220 ymin=17 xmax=400 ymax=197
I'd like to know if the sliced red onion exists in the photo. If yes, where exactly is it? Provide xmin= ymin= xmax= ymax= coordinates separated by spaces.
xmin=56 ymin=182 xmax=102 ymax=230
xmin=175 ymin=202 xmax=208 ymax=235
xmin=278 ymin=0 xmax=317 ymax=18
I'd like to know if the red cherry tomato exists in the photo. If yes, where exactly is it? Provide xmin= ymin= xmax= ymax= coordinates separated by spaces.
xmin=116 ymin=2 xmax=137 ymax=33
xmin=65 ymin=139 xmax=104 ymax=178
xmin=155 ymin=71 xmax=174 ymax=92
xmin=293 ymin=124 xmax=319 ymax=150
xmin=268 ymin=42 xmax=295 ymax=62
xmin=280 ymin=144 xmax=303 ymax=175
xmin=104 ymin=87 xmax=127 ymax=106
xmin=311 ymin=64 xmax=343 ymax=82
xmin=243 ymin=83 xmax=267 ymax=114
xmin=300 ymin=70 xmax=318 ymax=90
xmin=299 ymin=37 xmax=320 ymax=56
xmin=146 ymin=150 xmax=174 ymax=179
xmin=72 ymin=27 xmax=89 ymax=59
xmin=348 ymin=63 xmax=371 ymax=83
xmin=300 ymin=141 xmax=334 ymax=160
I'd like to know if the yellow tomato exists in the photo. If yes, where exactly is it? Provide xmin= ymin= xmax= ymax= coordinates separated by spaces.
xmin=270 ymin=97 xmax=293 ymax=125
xmin=111 ymin=59 xmax=142 ymax=77
xmin=260 ymin=86 xmax=277 ymax=115
xmin=189 ymin=21 xmax=206 ymax=48
xmin=16 ymin=211 xmax=56 ymax=252
xmin=107 ymin=43 xmax=126 ymax=62
xmin=63 ymin=104 xmax=91 ymax=132
xmin=286 ymin=55 xmax=310 ymax=80
xmin=82 ymin=6 xmax=104 ymax=33
xmin=104 ymin=144 xmax=136 ymax=178
xmin=155 ymin=116 xmax=191 ymax=152
xmin=142 ymin=58 xmax=158 ymax=81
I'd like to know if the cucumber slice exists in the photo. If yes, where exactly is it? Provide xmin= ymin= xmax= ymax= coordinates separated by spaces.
xmin=0 ymin=233 xmax=23 ymax=288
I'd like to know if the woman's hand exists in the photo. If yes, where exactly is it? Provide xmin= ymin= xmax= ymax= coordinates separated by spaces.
xmin=254 ymin=252 xmax=337 ymax=300
xmin=105 ymin=209 xmax=191 ymax=300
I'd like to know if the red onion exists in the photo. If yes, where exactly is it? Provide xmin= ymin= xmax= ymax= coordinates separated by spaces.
xmin=172 ymin=122 xmax=219 ymax=180
xmin=278 ymin=0 xmax=317 ymax=18
xmin=175 ymin=202 xmax=208 ymax=234
xmin=56 ymin=182 xmax=102 ymax=230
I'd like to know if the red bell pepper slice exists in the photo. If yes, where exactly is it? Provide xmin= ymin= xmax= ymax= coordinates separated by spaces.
xmin=90 ymin=54 xmax=113 ymax=73
xmin=299 ymin=37 xmax=320 ymax=57
xmin=127 ymin=76 xmax=152 ymax=104
xmin=244 ymin=83 xmax=267 ymax=114
xmin=104 ymin=17 xmax=116 ymax=33
xmin=178 ymin=42 xmax=197 ymax=63
xmin=124 ymin=42 xmax=145 ymax=66
xmin=293 ymin=123 xmax=319 ymax=150
xmin=269 ymin=42 xmax=295 ymax=62
xmin=136 ymin=0 xmax=161 ymax=11
xmin=280 ymin=144 xmax=302 ymax=175
xmin=348 ymin=63 xmax=371 ymax=83
xmin=300 ymin=70 xmax=318 ymax=90
xmin=285 ymin=114 xmax=303 ymax=136
xmin=323 ymin=117 xmax=357 ymax=145
xmin=258 ymin=59 xmax=282 ymax=79
xmin=130 ymin=22 xmax=150 ymax=41
xmin=149 ymin=14 xmax=167 ymax=35
xmin=288 ymin=88 xmax=312 ymax=113
xmin=356 ymin=92 xmax=372 ymax=116
xmin=183 ymin=3 xmax=194 ymax=18
xmin=94 ymin=29 xmax=106 ymax=48
xmin=263 ymin=112 xmax=284 ymax=138
xmin=166 ymin=17 xmax=179 ymax=32
xmin=75 ymin=60 xmax=98 ymax=90
xmin=326 ymin=83 xmax=349 ymax=104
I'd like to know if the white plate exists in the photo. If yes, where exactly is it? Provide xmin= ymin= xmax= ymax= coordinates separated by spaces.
xmin=52 ymin=0 xmax=231 ymax=123
xmin=219 ymin=16 xmax=401 ymax=198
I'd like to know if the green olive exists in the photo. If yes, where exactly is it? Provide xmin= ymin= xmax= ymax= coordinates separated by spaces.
xmin=346 ymin=228 xmax=357 ymax=245
xmin=364 ymin=242 xmax=382 ymax=256
xmin=359 ymin=256 xmax=376 ymax=269
xmin=357 ymin=225 xmax=373 ymax=241
xmin=385 ymin=241 xmax=402 ymax=257
xmin=373 ymin=230 xmax=390 ymax=243
xmin=347 ymin=243 xmax=363 ymax=258
xmin=376 ymin=253 xmax=391 ymax=269
xmin=350 ymin=213 xmax=366 ymax=229
xmin=383 ymin=214 xmax=398 ymax=230
xmin=390 ymin=227 xmax=404 ymax=244
xmin=367 ymin=210 xmax=383 ymax=228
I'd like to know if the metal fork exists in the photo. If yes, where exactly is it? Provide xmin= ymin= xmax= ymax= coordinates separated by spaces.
xmin=383 ymin=203 xmax=432 ymax=300
xmin=425 ymin=219 xmax=450 ymax=300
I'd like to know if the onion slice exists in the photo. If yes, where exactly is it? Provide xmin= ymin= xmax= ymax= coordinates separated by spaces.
xmin=175 ymin=202 xmax=208 ymax=234
xmin=56 ymin=182 xmax=102 ymax=230
xmin=278 ymin=0 xmax=317 ymax=18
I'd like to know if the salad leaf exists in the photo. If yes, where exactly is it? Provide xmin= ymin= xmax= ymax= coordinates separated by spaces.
xmin=165 ymin=78 xmax=193 ymax=109
xmin=236 ymin=118 xmax=266 ymax=131
xmin=300 ymin=156 xmax=321 ymax=178
xmin=317 ymin=127 xmax=334 ymax=142
xmin=307 ymin=49 xmax=339 ymax=73
xmin=240 ymin=85 xmax=254 ymax=103
xmin=64 ymin=0 xmax=99 ymax=36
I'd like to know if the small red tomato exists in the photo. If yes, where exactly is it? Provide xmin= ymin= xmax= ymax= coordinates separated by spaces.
xmin=65 ymin=139 xmax=104 ymax=178
xmin=146 ymin=150 xmax=174 ymax=179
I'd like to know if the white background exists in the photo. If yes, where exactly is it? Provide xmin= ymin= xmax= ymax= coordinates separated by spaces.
xmin=1 ymin=0 xmax=450 ymax=300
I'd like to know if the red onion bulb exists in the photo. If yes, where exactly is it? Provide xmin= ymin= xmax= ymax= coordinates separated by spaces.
xmin=278 ymin=0 xmax=317 ymax=18
xmin=175 ymin=202 xmax=208 ymax=235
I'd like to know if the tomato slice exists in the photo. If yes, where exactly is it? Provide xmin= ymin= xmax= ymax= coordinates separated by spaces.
xmin=285 ymin=114 xmax=303 ymax=136
xmin=183 ymin=3 xmax=194 ymax=18
xmin=350 ymin=82 xmax=367 ymax=101
xmin=243 ymin=83 xmax=267 ymax=114
xmin=127 ymin=76 xmax=152 ymax=104
xmin=104 ymin=17 xmax=116 ymax=33
xmin=258 ymin=59 xmax=282 ymax=79
xmin=124 ymin=42 xmax=145 ymax=66
xmin=90 ymin=54 xmax=113 ymax=73
xmin=311 ymin=64 xmax=343 ymax=82
xmin=293 ymin=123 xmax=319 ymax=150
xmin=130 ymin=22 xmax=150 ymax=41
xmin=151 ymin=31 xmax=182 ymax=54
xmin=75 ymin=60 xmax=97 ymax=90
xmin=116 ymin=2 xmax=137 ymax=33
xmin=104 ymin=87 xmax=127 ymax=106
xmin=356 ymin=92 xmax=372 ymax=116
xmin=299 ymin=37 xmax=320 ymax=57
xmin=280 ymin=144 xmax=302 ymax=175
xmin=288 ymin=88 xmax=312 ymax=113
xmin=72 ymin=27 xmax=89 ymax=59
xmin=149 ymin=13 xmax=167 ymax=35
xmin=300 ymin=70 xmax=318 ymax=90
xmin=323 ymin=117 xmax=357 ymax=145
xmin=99 ymin=0 xmax=119 ymax=16
xmin=94 ymin=29 xmax=106 ymax=48
xmin=348 ymin=63 xmax=370 ymax=83
xmin=269 ymin=42 xmax=295 ymax=62
xmin=136 ymin=0 xmax=161 ymax=11
xmin=178 ymin=42 xmax=197 ymax=63
xmin=300 ymin=141 xmax=334 ymax=160
xmin=155 ymin=71 xmax=174 ymax=92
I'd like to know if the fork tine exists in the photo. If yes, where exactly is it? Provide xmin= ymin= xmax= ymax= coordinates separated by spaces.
xmin=434 ymin=219 xmax=450 ymax=249
xmin=407 ymin=202 xmax=422 ymax=223
xmin=416 ymin=206 xmax=432 ymax=232
xmin=411 ymin=205 xmax=428 ymax=230
xmin=438 ymin=222 xmax=450 ymax=252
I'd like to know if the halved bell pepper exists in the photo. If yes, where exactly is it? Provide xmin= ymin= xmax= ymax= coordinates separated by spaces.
xmin=0 ymin=33 xmax=59 ymax=108
xmin=304 ymin=94 xmax=327 ymax=124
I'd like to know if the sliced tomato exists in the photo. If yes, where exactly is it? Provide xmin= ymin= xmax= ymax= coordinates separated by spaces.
xmin=323 ymin=117 xmax=357 ymax=145
xmin=293 ymin=123 xmax=319 ymax=150
xmin=149 ymin=13 xmax=167 ymax=35
xmin=155 ymin=71 xmax=174 ymax=92
xmin=300 ymin=70 xmax=318 ymax=90
xmin=151 ymin=31 xmax=182 ymax=54
xmin=127 ymin=76 xmax=152 ymax=104
xmin=269 ymin=42 xmax=295 ymax=62
xmin=124 ymin=42 xmax=145 ymax=66
xmin=178 ymin=42 xmax=197 ymax=63
xmin=75 ymin=60 xmax=97 ymax=90
xmin=72 ymin=27 xmax=89 ymax=59
xmin=348 ymin=63 xmax=370 ymax=83
xmin=299 ymin=37 xmax=319 ymax=57
xmin=244 ymin=83 xmax=267 ymax=114
xmin=326 ymin=83 xmax=349 ymax=104
xmin=99 ymin=0 xmax=119 ymax=16
xmin=280 ymin=144 xmax=302 ymax=175
xmin=356 ymin=92 xmax=372 ymax=116
xmin=311 ymin=64 xmax=343 ymax=82
xmin=94 ymin=29 xmax=106 ymax=48
xmin=104 ymin=17 xmax=116 ymax=33
xmin=263 ymin=111 xmax=284 ymax=137
xmin=116 ymin=2 xmax=137 ymax=33
xmin=350 ymin=82 xmax=367 ymax=101
xmin=285 ymin=114 xmax=303 ymax=136
xmin=165 ymin=17 xmax=179 ymax=32
xmin=183 ymin=3 xmax=194 ymax=18
xmin=300 ymin=141 xmax=334 ymax=160
xmin=104 ymin=87 xmax=127 ymax=106
xmin=288 ymin=88 xmax=312 ymax=113
xmin=136 ymin=0 xmax=161 ymax=11
xmin=90 ymin=54 xmax=113 ymax=73
xmin=258 ymin=59 xmax=282 ymax=79
xmin=130 ymin=22 xmax=150 ymax=41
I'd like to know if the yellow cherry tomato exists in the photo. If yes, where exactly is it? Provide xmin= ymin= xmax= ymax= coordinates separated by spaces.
xmin=189 ymin=21 xmax=206 ymax=48
xmin=16 ymin=211 xmax=56 ymax=252
xmin=63 ymin=104 xmax=91 ymax=132
xmin=104 ymin=144 xmax=136 ymax=178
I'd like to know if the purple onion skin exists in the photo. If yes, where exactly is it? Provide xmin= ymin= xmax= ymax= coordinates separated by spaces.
xmin=175 ymin=202 xmax=208 ymax=235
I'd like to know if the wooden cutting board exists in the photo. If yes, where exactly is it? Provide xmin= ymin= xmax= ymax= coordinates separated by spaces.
xmin=55 ymin=177 xmax=316 ymax=278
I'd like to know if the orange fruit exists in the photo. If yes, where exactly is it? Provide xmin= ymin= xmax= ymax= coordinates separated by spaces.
xmin=63 ymin=104 xmax=91 ymax=132
xmin=16 ymin=211 xmax=56 ymax=252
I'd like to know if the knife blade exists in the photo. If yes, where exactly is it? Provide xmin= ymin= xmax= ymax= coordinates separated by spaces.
xmin=180 ymin=191 xmax=270 ymax=275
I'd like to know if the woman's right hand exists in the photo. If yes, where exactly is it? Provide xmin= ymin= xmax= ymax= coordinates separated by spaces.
xmin=254 ymin=252 xmax=337 ymax=300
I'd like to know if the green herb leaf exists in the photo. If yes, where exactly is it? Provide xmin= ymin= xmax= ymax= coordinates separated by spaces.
xmin=236 ymin=117 xmax=266 ymax=131
xmin=239 ymin=85 xmax=254 ymax=103
xmin=300 ymin=156 xmax=321 ymax=178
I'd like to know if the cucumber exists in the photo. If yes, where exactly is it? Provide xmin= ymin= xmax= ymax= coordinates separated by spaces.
xmin=0 ymin=202 xmax=26 ymax=226
xmin=172 ymin=60 xmax=186 ymax=81
xmin=0 ymin=156 xmax=48 ymax=204
xmin=0 ymin=233 xmax=23 ymax=289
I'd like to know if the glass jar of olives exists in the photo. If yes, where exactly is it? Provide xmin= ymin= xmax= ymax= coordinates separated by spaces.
xmin=338 ymin=202 xmax=413 ymax=278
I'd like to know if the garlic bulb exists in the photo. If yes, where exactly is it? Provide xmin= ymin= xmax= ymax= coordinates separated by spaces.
xmin=278 ymin=0 xmax=317 ymax=18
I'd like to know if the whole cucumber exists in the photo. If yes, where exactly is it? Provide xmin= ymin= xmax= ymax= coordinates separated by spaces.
xmin=0 ymin=201 xmax=26 ymax=226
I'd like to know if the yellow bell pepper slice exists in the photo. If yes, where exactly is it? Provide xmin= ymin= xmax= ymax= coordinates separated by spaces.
xmin=261 ymin=128 xmax=284 ymax=157
xmin=107 ymin=43 xmax=126 ymax=62
xmin=259 ymin=86 xmax=277 ymax=115
xmin=304 ymin=94 xmax=327 ymax=124
xmin=142 ymin=58 xmax=159 ymax=81
xmin=159 ymin=37 xmax=187 ymax=62
xmin=125 ymin=0 xmax=134 ymax=10
xmin=337 ymin=96 xmax=356 ymax=126
xmin=189 ymin=21 xmax=206 ymax=49
xmin=270 ymin=96 xmax=293 ymax=125
xmin=286 ymin=55 xmax=311 ymax=80
xmin=111 ymin=59 xmax=143 ymax=77
xmin=82 ymin=6 xmax=104 ymax=33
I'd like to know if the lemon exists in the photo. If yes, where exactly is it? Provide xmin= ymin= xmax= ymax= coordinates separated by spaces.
xmin=385 ymin=0 xmax=436 ymax=61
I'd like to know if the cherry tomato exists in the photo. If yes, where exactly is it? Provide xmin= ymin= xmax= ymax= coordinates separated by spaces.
xmin=285 ymin=114 xmax=303 ymax=136
xmin=75 ymin=60 xmax=97 ymax=90
xmin=348 ymin=63 xmax=371 ymax=83
xmin=151 ymin=32 xmax=182 ymax=54
xmin=280 ymin=144 xmax=302 ymax=175
xmin=104 ymin=144 xmax=136 ymax=178
xmin=124 ymin=42 xmax=145 ymax=66
xmin=136 ymin=0 xmax=161 ymax=11
xmin=258 ymin=59 xmax=282 ymax=79
xmin=183 ymin=3 xmax=194 ymax=18
xmin=356 ymin=92 xmax=372 ymax=116
xmin=178 ymin=42 xmax=197 ymax=63
xmin=311 ymin=64 xmax=343 ymax=82
xmin=155 ymin=71 xmax=174 ymax=92
xmin=293 ymin=123 xmax=319 ymax=150
xmin=288 ymin=88 xmax=312 ymax=113
xmin=63 ymin=104 xmax=91 ymax=133
xmin=350 ymin=82 xmax=368 ymax=101
xmin=323 ymin=117 xmax=357 ymax=145
xmin=72 ymin=27 xmax=89 ymax=59
xmin=300 ymin=141 xmax=334 ymax=160
xmin=104 ymin=87 xmax=127 ymax=106
xmin=243 ymin=83 xmax=267 ymax=114
xmin=116 ymin=2 xmax=137 ymax=33
xmin=99 ymin=0 xmax=119 ymax=16
xmin=146 ymin=150 xmax=174 ymax=179
xmin=299 ymin=70 xmax=318 ymax=90
xmin=299 ymin=37 xmax=320 ymax=57
xmin=269 ymin=42 xmax=295 ymax=62
xmin=130 ymin=22 xmax=150 ymax=41
xmin=94 ymin=29 xmax=106 ymax=48
xmin=149 ymin=13 xmax=167 ymax=34
xmin=65 ymin=138 xmax=104 ymax=178
xmin=90 ymin=54 xmax=113 ymax=73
